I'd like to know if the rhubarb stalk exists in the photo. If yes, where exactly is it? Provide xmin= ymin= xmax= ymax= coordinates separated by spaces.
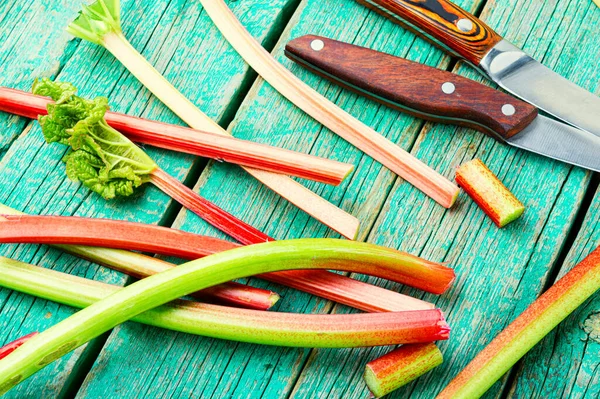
xmin=0 ymin=256 xmax=447 ymax=348
xmin=455 ymin=159 xmax=525 ymax=227
xmin=437 ymin=245 xmax=600 ymax=399
xmin=0 ymin=204 xmax=433 ymax=312
xmin=0 ymin=87 xmax=353 ymax=185
xmin=0 ymin=214 xmax=456 ymax=295
xmin=0 ymin=239 xmax=450 ymax=393
xmin=66 ymin=0 xmax=360 ymax=239
xmin=364 ymin=343 xmax=443 ymax=398
xmin=197 ymin=0 xmax=459 ymax=208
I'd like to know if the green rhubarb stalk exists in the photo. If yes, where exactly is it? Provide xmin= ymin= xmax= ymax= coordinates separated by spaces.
xmin=0 ymin=256 xmax=445 ymax=348
xmin=0 ymin=203 xmax=279 ymax=310
xmin=0 ymin=239 xmax=450 ymax=394
xmin=437 ymin=245 xmax=600 ymax=399
xmin=31 ymin=78 xmax=271 ymax=245
xmin=364 ymin=343 xmax=443 ymax=398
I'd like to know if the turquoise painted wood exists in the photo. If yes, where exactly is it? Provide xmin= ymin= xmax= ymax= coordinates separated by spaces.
xmin=0 ymin=0 xmax=598 ymax=398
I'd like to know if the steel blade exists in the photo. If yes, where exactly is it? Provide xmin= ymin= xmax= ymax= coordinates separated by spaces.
xmin=507 ymin=115 xmax=600 ymax=172
xmin=480 ymin=40 xmax=600 ymax=138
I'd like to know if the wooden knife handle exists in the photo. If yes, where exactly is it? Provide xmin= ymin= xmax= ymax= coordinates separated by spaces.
xmin=355 ymin=0 xmax=502 ymax=65
xmin=285 ymin=35 xmax=537 ymax=140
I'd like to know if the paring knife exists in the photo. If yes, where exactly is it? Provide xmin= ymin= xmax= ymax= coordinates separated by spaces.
xmin=351 ymin=0 xmax=600 ymax=139
xmin=284 ymin=35 xmax=600 ymax=172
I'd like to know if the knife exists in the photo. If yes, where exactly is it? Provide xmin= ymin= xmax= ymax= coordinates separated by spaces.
xmin=284 ymin=35 xmax=600 ymax=172
xmin=348 ymin=0 xmax=600 ymax=139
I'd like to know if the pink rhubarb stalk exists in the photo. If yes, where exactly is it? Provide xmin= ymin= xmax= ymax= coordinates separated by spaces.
xmin=437 ymin=245 xmax=600 ymax=399
xmin=365 ymin=343 xmax=443 ymax=398
xmin=0 ymin=87 xmax=352 ymax=185
xmin=0 ymin=333 xmax=38 ymax=360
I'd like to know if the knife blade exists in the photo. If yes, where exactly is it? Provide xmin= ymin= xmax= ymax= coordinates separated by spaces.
xmin=284 ymin=35 xmax=600 ymax=172
xmin=352 ymin=0 xmax=600 ymax=138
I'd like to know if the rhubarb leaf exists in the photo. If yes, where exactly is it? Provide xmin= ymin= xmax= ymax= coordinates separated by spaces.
xmin=32 ymin=78 xmax=156 ymax=200
xmin=66 ymin=0 xmax=121 ymax=45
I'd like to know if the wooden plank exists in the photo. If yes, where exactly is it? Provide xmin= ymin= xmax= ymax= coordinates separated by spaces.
xmin=0 ymin=0 xmax=288 ymax=396
xmin=0 ymin=1 xmax=82 ymax=159
xmin=476 ymin=4 xmax=600 ymax=398
xmin=80 ymin=0 xmax=598 ymax=398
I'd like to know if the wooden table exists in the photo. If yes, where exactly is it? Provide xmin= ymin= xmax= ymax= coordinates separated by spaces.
xmin=1 ymin=0 xmax=599 ymax=397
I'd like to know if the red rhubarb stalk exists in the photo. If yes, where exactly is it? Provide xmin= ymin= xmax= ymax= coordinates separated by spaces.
xmin=437 ymin=245 xmax=600 ymax=399
xmin=0 ymin=214 xmax=456 ymax=296
xmin=149 ymin=168 xmax=272 ymax=245
xmin=0 ymin=205 xmax=437 ymax=313
xmin=455 ymin=159 xmax=525 ymax=227
xmin=0 ymin=333 xmax=38 ymax=361
xmin=365 ymin=343 xmax=443 ymax=398
xmin=0 ymin=87 xmax=353 ymax=185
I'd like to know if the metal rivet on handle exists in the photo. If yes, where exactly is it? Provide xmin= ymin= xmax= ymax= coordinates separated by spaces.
xmin=310 ymin=40 xmax=325 ymax=51
xmin=442 ymin=82 xmax=456 ymax=94
xmin=502 ymin=104 xmax=516 ymax=116
xmin=457 ymin=18 xmax=474 ymax=32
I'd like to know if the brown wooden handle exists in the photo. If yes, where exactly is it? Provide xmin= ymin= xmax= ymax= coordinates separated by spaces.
xmin=285 ymin=35 xmax=537 ymax=140
xmin=355 ymin=0 xmax=502 ymax=65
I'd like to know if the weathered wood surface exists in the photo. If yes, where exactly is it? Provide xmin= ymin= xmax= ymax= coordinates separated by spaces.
xmin=0 ymin=0 xmax=598 ymax=398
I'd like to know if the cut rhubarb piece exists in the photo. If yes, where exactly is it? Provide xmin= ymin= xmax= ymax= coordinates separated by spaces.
xmin=437 ymin=245 xmax=600 ymax=399
xmin=0 ymin=333 xmax=38 ymax=360
xmin=0 ymin=87 xmax=353 ymax=185
xmin=0 ymin=214 xmax=456 ymax=295
xmin=455 ymin=159 xmax=524 ymax=227
xmin=365 ymin=343 xmax=443 ymax=398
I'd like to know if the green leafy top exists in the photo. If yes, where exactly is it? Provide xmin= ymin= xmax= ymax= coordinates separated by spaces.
xmin=66 ymin=0 xmax=121 ymax=45
xmin=33 ymin=78 xmax=157 ymax=200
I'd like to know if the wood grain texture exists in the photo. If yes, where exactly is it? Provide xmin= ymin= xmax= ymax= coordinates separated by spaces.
xmin=356 ymin=0 xmax=502 ymax=64
xmin=285 ymin=34 xmax=537 ymax=139
xmin=0 ymin=0 xmax=289 ymax=396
